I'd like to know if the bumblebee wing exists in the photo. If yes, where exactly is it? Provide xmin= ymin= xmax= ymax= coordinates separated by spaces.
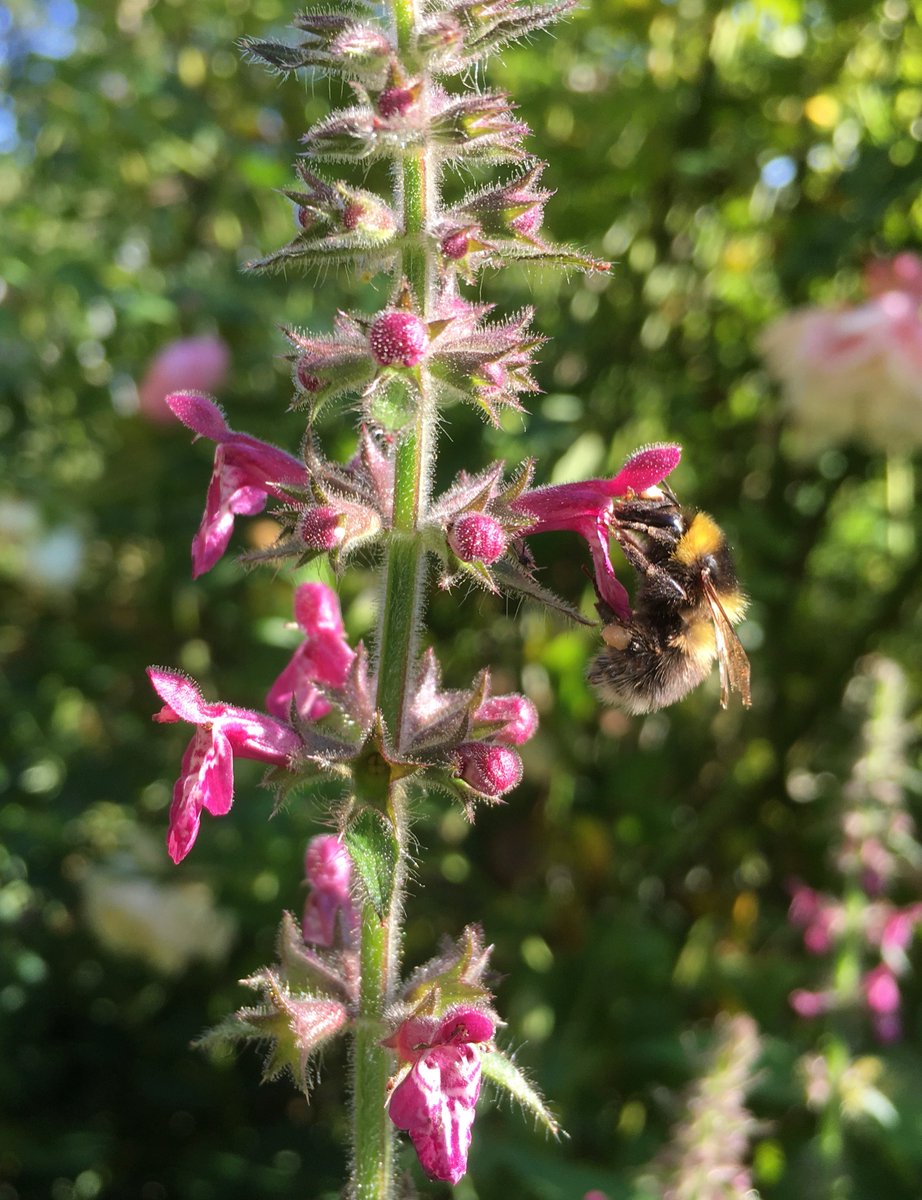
xmin=702 ymin=578 xmax=752 ymax=709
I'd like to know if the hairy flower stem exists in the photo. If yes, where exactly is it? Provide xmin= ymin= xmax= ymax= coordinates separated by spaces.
xmin=352 ymin=0 xmax=439 ymax=1188
xmin=352 ymin=901 xmax=398 ymax=1199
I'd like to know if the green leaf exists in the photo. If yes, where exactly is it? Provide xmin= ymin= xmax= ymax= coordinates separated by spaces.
xmin=480 ymin=1048 xmax=563 ymax=1138
xmin=344 ymin=807 xmax=399 ymax=920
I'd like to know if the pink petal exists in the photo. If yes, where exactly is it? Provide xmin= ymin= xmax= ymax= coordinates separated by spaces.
xmin=605 ymin=443 xmax=682 ymax=496
xmin=389 ymin=1046 xmax=482 ymax=1185
xmin=265 ymin=651 xmax=331 ymax=723
xmin=293 ymin=582 xmax=347 ymax=637
xmin=166 ymin=391 xmax=233 ymax=441
xmin=199 ymin=727 xmax=235 ymax=816
xmin=166 ymin=729 xmax=211 ymax=863
xmin=147 ymin=667 xmax=214 ymax=725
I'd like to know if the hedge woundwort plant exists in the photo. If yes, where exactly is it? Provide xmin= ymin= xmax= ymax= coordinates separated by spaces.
xmin=147 ymin=0 xmax=712 ymax=1194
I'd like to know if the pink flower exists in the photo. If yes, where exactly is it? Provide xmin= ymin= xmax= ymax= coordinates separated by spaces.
xmin=147 ymin=668 xmax=302 ymax=864
xmin=386 ymin=1007 xmax=494 ymax=1184
xmin=515 ymin=443 xmax=682 ymax=619
xmin=167 ymin=391 xmax=309 ymax=577
xmin=880 ymin=904 xmax=922 ymax=957
xmin=302 ymin=834 xmax=358 ymax=947
xmin=138 ymin=336 xmax=230 ymax=423
xmin=266 ymin=583 xmax=355 ymax=723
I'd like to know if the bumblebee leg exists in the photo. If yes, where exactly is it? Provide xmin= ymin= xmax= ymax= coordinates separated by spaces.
xmin=613 ymin=530 xmax=688 ymax=600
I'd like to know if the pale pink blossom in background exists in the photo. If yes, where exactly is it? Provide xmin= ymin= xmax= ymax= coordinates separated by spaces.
xmin=138 ymin=335 xmax=230 ymax=422
xmin=759 ymin=254 xmax=922 ymax=452
xmin=864 ymin=251 xmax=922 ymax=302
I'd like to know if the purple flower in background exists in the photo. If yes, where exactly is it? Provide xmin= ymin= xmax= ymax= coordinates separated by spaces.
xmin=167 ymin=391 xmax=308 ymax=577
xmin=148 ymin=667 xmax=301 ymax=863
xmin=386 ymin=1006 xmax=494 ymax=1184
xmin=138 ymin=336 xmax=230 ymax=423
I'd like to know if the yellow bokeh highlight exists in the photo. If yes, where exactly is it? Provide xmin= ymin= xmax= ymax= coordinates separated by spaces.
xmin=804 ymin=93 xmax=840 ymax=127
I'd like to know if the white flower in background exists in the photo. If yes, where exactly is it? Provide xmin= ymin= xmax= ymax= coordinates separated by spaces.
xmin=0 ymin=497 xmax=85 ymax=591
xmin=759 ymin=253 xmax=922 ymax=453
xmin=82 ymin=870 xmax=236 ymax=976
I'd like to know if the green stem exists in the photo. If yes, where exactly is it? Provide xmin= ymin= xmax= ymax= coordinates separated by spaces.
xmin=350 ymin=2 xmax=437 ymax=1191
xmin=351 ymin=897 xmax=398 ymax=1200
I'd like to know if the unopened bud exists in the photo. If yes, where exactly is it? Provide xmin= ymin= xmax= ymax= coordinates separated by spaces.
xmin=441 ymin=229 xmax=472 ymax=260
xmin=454 ymin=742 xmax=523 ymax=797
xmin=297 ymin=206 xmax=318 ymax=230
xmin=508 ymin=203 xmax=543 ymax=238
xmin=340 ymin=191 xmax=397 ymax=238
xmin=478 ymin=361 xmax=506 ymax=390
xmin=475 ymin=694 xmax=538 ymax=745
xmin=369 ymin=312 xmax=429 ymax=367
xmin=296 ymin=360 xmax=324 ymax=394
xmin=298 ymin=506 xmax=345 ymax=551
xmin=330 ymin=24 xmax=393 ymax=64
xmin=418 ymin=14 xmax=463 ymax=57
xmin=448 ymin=512 xmax=506 ymax=565
xmin=377 ymin=86 xmax=417 ymax=118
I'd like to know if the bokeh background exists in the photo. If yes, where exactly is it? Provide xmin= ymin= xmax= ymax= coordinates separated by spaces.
xmin=3 ymin=0 xmax=922 ymax=1196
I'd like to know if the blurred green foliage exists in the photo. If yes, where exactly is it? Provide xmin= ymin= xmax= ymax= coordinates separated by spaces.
xmin=2 ymin=0 xmax=922 ymax=1197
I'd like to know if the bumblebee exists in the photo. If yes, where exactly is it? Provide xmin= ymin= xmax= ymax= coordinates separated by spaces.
xmin=588 ymin=488 xmax=751 ymax=714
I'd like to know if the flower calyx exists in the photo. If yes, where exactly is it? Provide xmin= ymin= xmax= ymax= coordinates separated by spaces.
xmin=198 ymin=965 xmax=351 ymax=1098
xmin=241 ymin=11 xmax=394 ymax=87
xmin=416 ymin=0 xmax=576 ymax=74
xmin=302 ymin=83 xmax=529 ymax=166
xmin=438 ymin=161 xmax=609 ymax=279
xmin=250 ymin=165 xmax=398 ymax=277
xmin=401 ymin=650 xmax=537 ymax=810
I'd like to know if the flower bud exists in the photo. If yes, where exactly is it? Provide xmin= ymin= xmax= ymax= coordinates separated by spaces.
xmin=296 ymin=359 xmax=324 ymax=394
xmin=507 ymin=203 xmax=544 ymax=238
xmin=298 ymin=506 xmax=345 ymax=551
xmin=441 ymin=228 xmax=474 ymax=260
xmin=454 ymin=742 xmax=523 ymax=796
xmin=339 ymin=190 xmax=398 ymax=239
xmin=303 ymin=835 xmax=357 ymax=948
xmin=475 ymin=694 xmax=538 ymax=745
xmin=448 ymin=511 xmax=506 ymax=565
xmin=369 ymin=311 xmax=429 ymax=367
xmin=377 ymin=86 xmax=417 ymax=118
